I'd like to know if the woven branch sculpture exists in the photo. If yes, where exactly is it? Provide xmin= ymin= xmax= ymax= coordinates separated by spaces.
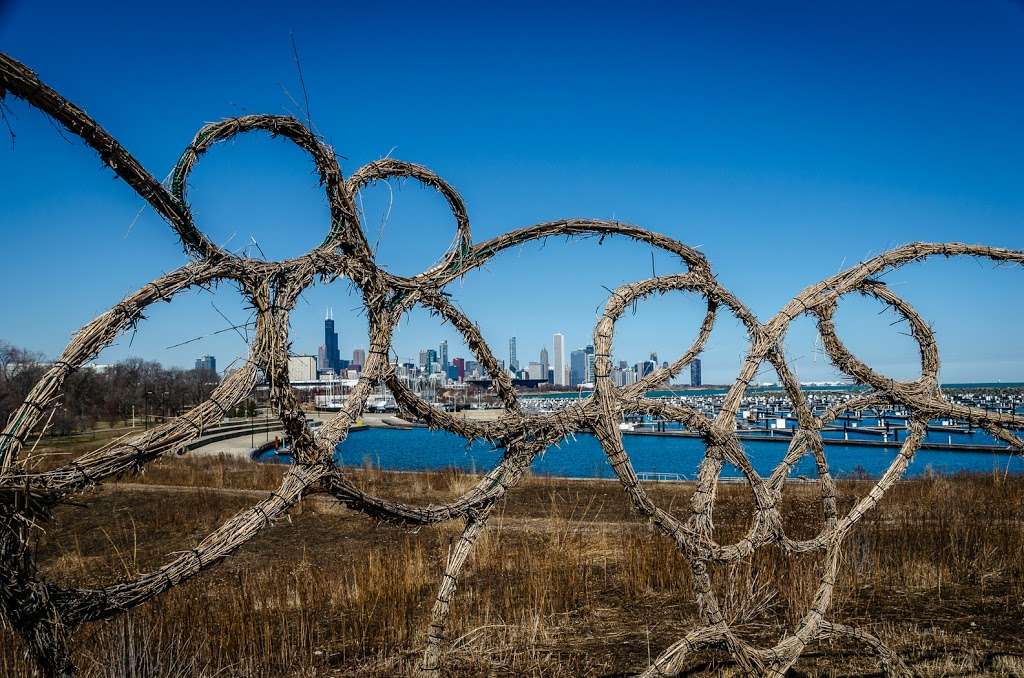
xmin=2 ymin=52 xmax=1023 ymax=677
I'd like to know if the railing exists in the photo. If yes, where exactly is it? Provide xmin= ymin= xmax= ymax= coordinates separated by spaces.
xmin=637 ymin=471 xmax=687 ymax=482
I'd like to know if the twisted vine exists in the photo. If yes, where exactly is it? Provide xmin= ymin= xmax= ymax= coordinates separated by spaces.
xmin=2 ymin=52 xmax=1022 ymax=676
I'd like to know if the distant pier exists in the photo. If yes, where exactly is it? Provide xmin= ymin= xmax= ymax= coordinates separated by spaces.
xmin=619 ymin=427 xmax=1015 ymax=453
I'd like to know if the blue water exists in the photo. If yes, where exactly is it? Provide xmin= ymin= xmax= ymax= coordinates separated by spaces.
xmin=256 ymin=427 xmax=1024 ymax=479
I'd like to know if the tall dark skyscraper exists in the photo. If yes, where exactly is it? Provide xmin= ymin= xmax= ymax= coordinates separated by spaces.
xmin=691 ymin=358 xmax=702 ymax=387
xmin=509 ymin=337 xmax=518 ymax=373
xmin=323 ymin=309 xmax=341 ymax=373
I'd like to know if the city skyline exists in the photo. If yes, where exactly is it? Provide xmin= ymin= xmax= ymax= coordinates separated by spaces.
xmin=299 ymin=309 xmax=706 ymax=386
xmin=259 ymin=309 xmax=711 ymax=388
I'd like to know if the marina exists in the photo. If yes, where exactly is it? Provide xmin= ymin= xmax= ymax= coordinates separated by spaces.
xmin=523 ymin=386 xmax=1024 ymax=451
xmin=250 ymin=385 xmax=1024 ymax=479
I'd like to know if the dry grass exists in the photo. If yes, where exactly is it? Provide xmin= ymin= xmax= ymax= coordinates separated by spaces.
xmin=0 ymin=456 xmax=1020 ymax=677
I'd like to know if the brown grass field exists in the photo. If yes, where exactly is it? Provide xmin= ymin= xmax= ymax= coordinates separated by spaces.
xmin=1 ymin=443 xmax=1022 ymax=677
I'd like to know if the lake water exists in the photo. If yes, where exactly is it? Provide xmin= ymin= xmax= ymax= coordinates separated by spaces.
xmin=255 ymin=426 xmax=1024 ymax=479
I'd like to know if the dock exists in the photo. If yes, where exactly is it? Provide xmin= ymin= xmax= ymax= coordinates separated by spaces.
xmin=619 ymin=427 xmax=1016 ymax=453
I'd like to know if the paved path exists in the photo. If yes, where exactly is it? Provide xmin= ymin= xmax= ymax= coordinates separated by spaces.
xmin=188 ymin=413 xmax=368 ymax=459
xmin=189 ymin=431 xmax=276 ymax=459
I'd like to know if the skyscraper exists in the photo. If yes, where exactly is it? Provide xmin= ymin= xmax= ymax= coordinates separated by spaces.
xmin=352 ymin=348 xmax=366 ymax=369
xmin=584 ymin=344 xmax=595 ymax=384
xmin=527 ymin=362 xmax=545 ymax=380
xmin=509 ymin=337 xmax=518 ymax=373
xmin=440 ymin=340 xmax=449 ymax=370
xmin=691 ymin=358 xmax=702 ymax=387
xmin=569 ymin=349 xmax=586 ymax=387
xmin=552 ymin=333 xmax=566 ymax=386
xmin=323 ymin=309 xmax=341 ymax=373
xmin=452 ymin=357 xmax=465 ymax=380
xmin=194 ymin=355 xmax=216 ymax=373
xmin=539 ymin=347 xmax=549 ymax=384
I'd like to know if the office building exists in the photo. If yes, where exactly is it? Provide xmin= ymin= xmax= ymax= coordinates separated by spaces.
xmin=352 ymin=348 xmax=366 ymax=369
xmin=691 ymin=358 xmax=702 ymax=387
xmin=323 ymin=309 xmax=341 ymax=373
xmin=527 ymin=361 xmax=545 ymax=380
xmin=569 ymin=349 xmax=586 ymax=387
xmin=552 ymin=333 xmax=566 ymax=386
xmin=509 ymin=337 xmax=518 ymax=373
xmin=288 ymin=355 xmax=317 ymax=382
xmin=194 ymin=355 xmax=216 ymax=373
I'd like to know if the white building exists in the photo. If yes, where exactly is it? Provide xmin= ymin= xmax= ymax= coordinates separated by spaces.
xmin=527 ymin=361 xmax=546 ymax=380
xmin=553 ymin=333 xmax=566 ymax=386
xmin=288 ymin=355 xmax=318 ymax=382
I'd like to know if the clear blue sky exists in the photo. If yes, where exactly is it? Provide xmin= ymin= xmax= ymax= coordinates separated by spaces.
xmin=1 ymin=1 xmax=1022 ymax=383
